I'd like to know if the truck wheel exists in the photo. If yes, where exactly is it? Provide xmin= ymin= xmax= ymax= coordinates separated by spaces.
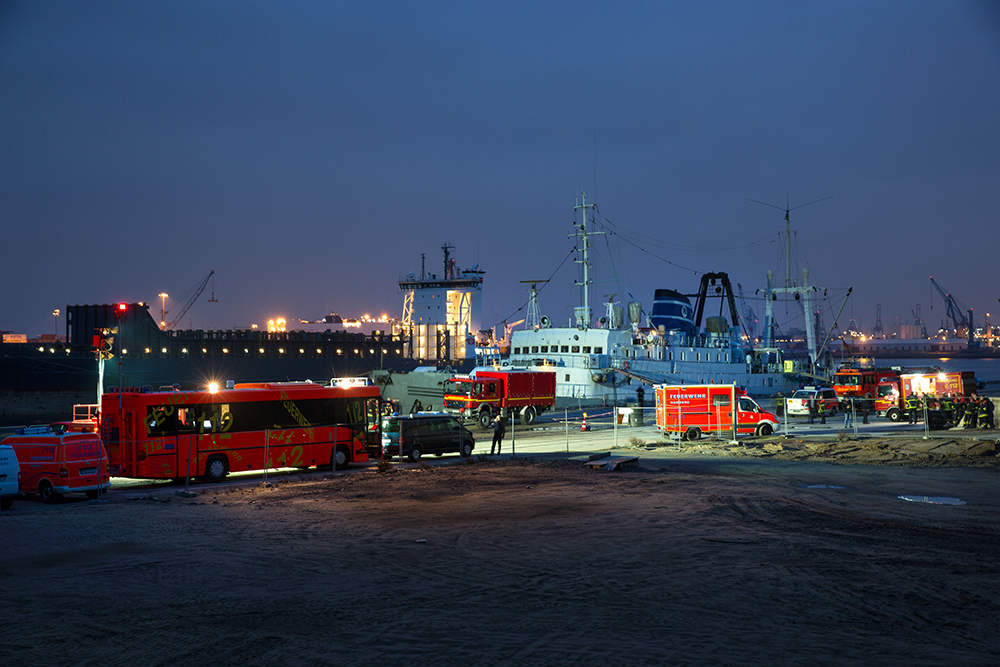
xmin=521 ymin=406 xmax=537 ymax=426
xmin=887 ymin=408 xmax=901 ymax=422
xmin=756 ymin=423 xmax=773 ymax=437
xmin=204 ymin=456 xmax=229 ymax=482
xmin=38 ymin=480 xmax=60 ymax=503
xmin=684 ymin=427 xmax=701 ymax=441
xmin=477 ymin=409 xmax=492 ymax=430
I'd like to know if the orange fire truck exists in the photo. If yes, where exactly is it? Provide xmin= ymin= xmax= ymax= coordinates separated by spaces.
xmin=654 ymin=384 xmax=779 ymax=440
xmin=443 ymin=369 xmax=556 ymax=428
xmin=832 ymin=367 xmax=900 ymax=409
xmin=100 ymin=381 xmax=382 ymax=480
xmin=876 ymin=371 xmax=977 ymax=421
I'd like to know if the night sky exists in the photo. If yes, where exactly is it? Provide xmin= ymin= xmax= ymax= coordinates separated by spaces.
xmin=2 ymin=1 xmax=998 ymax=340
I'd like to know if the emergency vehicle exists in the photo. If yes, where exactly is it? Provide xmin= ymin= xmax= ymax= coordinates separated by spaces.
xmin=832 ymin=367 xmax=899 ymax=408
xmin=3 ymin=428 xmax=110 ymax=503
xmin=876 ymin=371 xmax=976 ymax=421
xmin=654 ymin=384 xmax=779 ymax=440
xmin=443 ymin=369 xmax=556 ymax=428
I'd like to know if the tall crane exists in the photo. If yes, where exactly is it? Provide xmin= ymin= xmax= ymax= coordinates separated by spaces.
xmin=167 ymin=270 xmax=215 ymax=330
xmin=929 ymin=276 xmax=974 ymax=345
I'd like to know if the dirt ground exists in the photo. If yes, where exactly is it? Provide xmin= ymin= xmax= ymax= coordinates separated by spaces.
xmin=2 ymin=437 xmax=1000 ymax=666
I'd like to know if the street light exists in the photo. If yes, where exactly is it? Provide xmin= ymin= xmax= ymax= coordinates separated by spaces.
xmin=158 ymin=293 xmax=169 ymax=329
xmin=52 ymin=309 xmax=60 ymax=338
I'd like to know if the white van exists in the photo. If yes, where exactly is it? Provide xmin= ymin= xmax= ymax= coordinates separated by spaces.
xmin=0 ymin=444 xmax=20 ymax=510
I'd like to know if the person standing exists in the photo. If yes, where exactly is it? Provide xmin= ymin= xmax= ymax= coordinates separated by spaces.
xmin=844 ymin=398 xmax=854 ymax=429
xmin=906 ymin=392 xmax=919 ymax=424
xmin=808 ymin=397 xmax=817 ymax=424
xmin=818 ymin=399 xmax=827 ymax=424
xmin=490 ymin=411 xmax=506 ymax=455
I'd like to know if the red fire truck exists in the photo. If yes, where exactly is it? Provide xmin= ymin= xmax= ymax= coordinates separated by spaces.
xmin=100 ymin=381 xmax=382 ymax=480
xmin=876 ymin=371 xmax=977 ymax=421
xmin=832 ymin=367 xmax=900 ymax=410
xmin=654 ymin=384 xmax=779 ymax=440
xmin=443 ymin=369 xmax=556 ymax=428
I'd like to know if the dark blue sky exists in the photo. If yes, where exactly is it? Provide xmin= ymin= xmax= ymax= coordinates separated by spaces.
xmin=2 ymin=1 xmax=998 ymax=338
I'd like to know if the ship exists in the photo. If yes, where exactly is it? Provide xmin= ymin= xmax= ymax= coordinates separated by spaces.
xmin=485 ymin=194 xmax=812 ymax=402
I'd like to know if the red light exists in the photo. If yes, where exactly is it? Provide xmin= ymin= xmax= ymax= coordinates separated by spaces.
xmin=117 ymin=303 xmax=127 ymax=312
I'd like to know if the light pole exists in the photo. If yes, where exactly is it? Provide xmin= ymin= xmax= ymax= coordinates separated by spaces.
xmin=158 ymin=293 xmax=169 ymax=329
xmin=52 ymin=309 xmax=60 ymax=339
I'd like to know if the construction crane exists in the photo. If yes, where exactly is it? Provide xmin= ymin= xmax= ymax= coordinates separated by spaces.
xmin=167 ymin=270 xmax=216 ymax=330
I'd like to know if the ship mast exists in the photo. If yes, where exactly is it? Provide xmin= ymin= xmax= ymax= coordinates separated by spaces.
xmin=572 ymin=193 xmax=600 ymax=328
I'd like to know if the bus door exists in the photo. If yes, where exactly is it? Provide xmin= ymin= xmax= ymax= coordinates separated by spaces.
xmin=364 ymin=397 xmax=383 ymax=457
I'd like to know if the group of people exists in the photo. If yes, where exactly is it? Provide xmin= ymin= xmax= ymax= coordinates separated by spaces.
xmin=905 ymin=392 xmax=995 ymax=429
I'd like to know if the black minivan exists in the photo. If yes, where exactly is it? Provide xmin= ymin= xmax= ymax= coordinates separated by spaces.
xmin=380 ymin=413 xmax=475 ymax=461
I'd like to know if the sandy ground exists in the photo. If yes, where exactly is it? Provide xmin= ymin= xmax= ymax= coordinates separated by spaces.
xmin=2 ymin=435 xmax=1000 ymax=666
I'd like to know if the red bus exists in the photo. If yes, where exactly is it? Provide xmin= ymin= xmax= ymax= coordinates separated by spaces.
xmin=100 ymin=381 xmax=382 ymax=481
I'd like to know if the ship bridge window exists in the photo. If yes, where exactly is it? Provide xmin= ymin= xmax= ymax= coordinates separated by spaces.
xmin=595 ymin=347 xmax=602 ymax=354
xmin=582 ymin=346 xmax=591 ymax=353
xmin=561 ymin=345 xmax=569 ymax=353
xmin=513 ymin=347 xmax=520 ymax=354
xmin=531 ymin=346 xmax=539 ymax=353
xmin=571 ymin=345 xmax=580 ymax=353
xmin=540 ymin=346 xmax=548 ymax=353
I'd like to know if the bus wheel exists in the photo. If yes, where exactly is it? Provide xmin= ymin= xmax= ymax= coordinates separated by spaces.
xmin=521 ymin=406 xmax=537 ymax=426
xmin=205 ymin=456 xmax=228 ymax=482
xmin=408 ymin=445 xmax=423 ymax=462
xmin=38 ymin=480 xmax=60 ymax=503
xmin=333 ymin=447 xmax=348 ymax=471
xmin=684 ymin=427 xmax=701 ymax=441
xmin=756 ymin=423 xmax=773 ymax=437
xmin=477 ymin=409 xmax=492 ymax=429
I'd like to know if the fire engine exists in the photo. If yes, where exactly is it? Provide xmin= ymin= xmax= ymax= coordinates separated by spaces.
xmin=876 ymin=371 xmax=977 ymax=421
xmin=654 ymin=384 xmax=779 ymax=440
xmin=831 ymin=367 xmax=899 ymax=409
xmin=443 ymin=369 xmax=556 ymax=428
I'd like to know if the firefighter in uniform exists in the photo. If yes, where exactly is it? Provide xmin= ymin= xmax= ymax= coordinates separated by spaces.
xmin=954 ymin=396 xmax=967 ymax=427
xmin=978 ymin=397 xmax=993 ymax=430
xmin=967 ymin=396 xmax=979 ymax=429
xmin=906 ymin=392 xmax=920 ymax=424
xmin=818 ymin=399 xmax=827 ymax=424
xmin=939 ymin=394 xmax=954 ymax=425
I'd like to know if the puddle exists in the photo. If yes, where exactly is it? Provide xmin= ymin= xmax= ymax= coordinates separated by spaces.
xmin=898 ymin=495 xmax=966 ymax=505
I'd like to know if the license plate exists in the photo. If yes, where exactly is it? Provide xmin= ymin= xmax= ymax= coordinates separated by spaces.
xmin=79 ymin=467 xmax=97 ymax=475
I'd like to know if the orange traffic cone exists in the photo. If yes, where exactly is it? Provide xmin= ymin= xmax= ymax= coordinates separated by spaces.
xmin=581 ymin=412 xmax=592 ymax=431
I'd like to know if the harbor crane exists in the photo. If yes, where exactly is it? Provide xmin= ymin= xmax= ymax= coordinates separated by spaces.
xmin=167 ymin=270 xmax=216 ymax=330
xmin=929 ymin=276 xmax=975 ymax=346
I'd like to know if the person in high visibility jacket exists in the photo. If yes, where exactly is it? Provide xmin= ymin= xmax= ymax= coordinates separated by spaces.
xmin=978 ymin=397 xmax=993 ymax=429
xmin=954 ymin=396 xmax=967 ymax=426
xmin=939 ymin=394 xmax=954 ymax=424
xmin=966 ymin=395 xmax=979 ymax=429
xmin=905 ymin=393 xmax=920 ymax=424
xmin=818 ymin=400 xmax=826 ymax=424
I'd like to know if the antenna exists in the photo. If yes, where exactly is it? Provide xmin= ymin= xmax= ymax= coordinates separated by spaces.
xmin=745 ymin=195 xmax=832 ymax=288
xmin=521 ymin=280 xmax=548 ymax=328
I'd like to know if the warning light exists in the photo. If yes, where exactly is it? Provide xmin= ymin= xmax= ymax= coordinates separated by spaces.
xmin=115 ymin=303 xmax=128 ymax=318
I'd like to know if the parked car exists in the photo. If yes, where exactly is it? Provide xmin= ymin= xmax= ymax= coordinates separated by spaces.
xmin=785 ymin=387 xmax=839 ymax=417
xmin=0 ymin=444 xmax=20 ymax=510
xmin=381 ymin=413 xmax=475 ymax=462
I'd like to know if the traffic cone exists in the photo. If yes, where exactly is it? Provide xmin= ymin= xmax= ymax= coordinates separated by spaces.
xmin=581 ymin=412 xmax=592 ymax=431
